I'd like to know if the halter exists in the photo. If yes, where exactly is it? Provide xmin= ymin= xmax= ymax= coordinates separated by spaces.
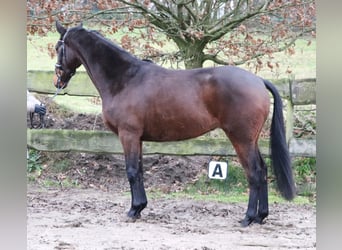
xmin=55 ymin=40 xmax=65 ymax=69
xmin=54 ymin=38 xmax=76 ymax=88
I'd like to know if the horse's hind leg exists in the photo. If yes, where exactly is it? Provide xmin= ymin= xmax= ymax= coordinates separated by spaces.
xmin=254 ymin=151 xmax=269 ymax=224
xmin=226 ymin=134 xmax=268 ymax=226
xmin=119 ymin=131 xmax=147 ymax=219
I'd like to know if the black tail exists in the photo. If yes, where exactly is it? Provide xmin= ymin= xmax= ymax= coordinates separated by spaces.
xmin=263 ymin=79 xmax=296 ymax=200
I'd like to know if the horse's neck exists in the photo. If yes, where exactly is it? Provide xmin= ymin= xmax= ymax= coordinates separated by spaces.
xmin=73 ymin=35 xmax=139 ymax=97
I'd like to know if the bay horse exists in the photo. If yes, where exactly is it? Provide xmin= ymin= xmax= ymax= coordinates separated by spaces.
xmin=53 ymin=21 xmax=295 ymax=227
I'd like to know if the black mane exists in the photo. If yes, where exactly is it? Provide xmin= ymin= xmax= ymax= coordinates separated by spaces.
xmin=64 ymin=26 xmax=145 ymax=94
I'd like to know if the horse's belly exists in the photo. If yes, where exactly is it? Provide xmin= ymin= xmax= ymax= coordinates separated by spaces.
xmin=141 ymin=115 xmax=218 ymax=141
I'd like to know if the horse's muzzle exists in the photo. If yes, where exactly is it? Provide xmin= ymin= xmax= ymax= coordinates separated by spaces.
xmin=53 ymin=74 xmax=68 ymax=89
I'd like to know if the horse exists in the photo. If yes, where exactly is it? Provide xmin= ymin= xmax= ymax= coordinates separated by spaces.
xmin=53 ymin=21 xmax=295 ymax=227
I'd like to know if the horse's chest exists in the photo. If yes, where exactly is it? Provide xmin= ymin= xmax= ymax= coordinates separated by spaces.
xmin=102 ymin=110 xmax=119 ymax=134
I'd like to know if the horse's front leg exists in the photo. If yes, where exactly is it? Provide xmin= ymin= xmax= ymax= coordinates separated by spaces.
xmin=119 ymin=131 xmax=147 ymax=219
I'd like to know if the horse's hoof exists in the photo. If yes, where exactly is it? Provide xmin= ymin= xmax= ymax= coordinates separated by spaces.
xmin=127 ymin=213 xmax=141 ymax=221
xmin=123 ymin=210 xmax=141 ymax=223
xmin=127 ymin=202 xmax=147 ymax=220
xmin=239 ymin=217 xmax=254 ymax=227
xmin=254 ymin=216 xmax=266 ymax=225
xmin=127 ymin=208 xmax=142 ymax=220
xmin=124 ymin=216 xmax=139 ymax=223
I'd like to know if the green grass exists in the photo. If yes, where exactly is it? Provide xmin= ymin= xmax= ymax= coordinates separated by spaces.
xmin=146 ymin=159 xmax=316 ymax=205
xmin=27 ymin=32 xmax=58 ymax=71
xmin=39 ymin=178 xmax=80 ymax=189
xmin=148 ymin=189 xmax=312 ymax=205
xmin=51 ymin=95 xmax=102 ymax=115
xmin=256 ymin=39 xmax=316 ymax=79
xmin=27 ymin=149 xmax=43 ymax=173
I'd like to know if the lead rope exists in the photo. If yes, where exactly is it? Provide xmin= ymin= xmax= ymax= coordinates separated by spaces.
xmin=30 ymin=87 xmax=64 ymax=129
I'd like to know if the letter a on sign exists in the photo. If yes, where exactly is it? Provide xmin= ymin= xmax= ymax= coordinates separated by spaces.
xmin=208 ymin=161 xmax=228 ymax=180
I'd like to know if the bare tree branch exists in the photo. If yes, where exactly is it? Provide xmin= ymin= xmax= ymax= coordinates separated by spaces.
xmin=27 ymin=0 xmax=316 ymax=69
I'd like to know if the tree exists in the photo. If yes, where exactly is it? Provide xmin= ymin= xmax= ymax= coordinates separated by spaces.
xmin=27 ymin=0 xmax=315 ymax=70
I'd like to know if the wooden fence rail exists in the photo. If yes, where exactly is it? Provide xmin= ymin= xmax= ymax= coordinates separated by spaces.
xmin=27 ymin=129 xmax=316 ymax=157
xmin=27 ymin=71 xmax=316 ymax=157
xmin=27 ymin=71 xmax=316 ymax=105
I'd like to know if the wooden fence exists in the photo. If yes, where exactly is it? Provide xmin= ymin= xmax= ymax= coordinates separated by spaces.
xmin=27 ymin=71 xmax=316 ymax=157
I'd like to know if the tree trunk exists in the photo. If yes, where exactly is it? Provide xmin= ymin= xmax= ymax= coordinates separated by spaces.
xmin=175 ymin=40 xmax=207 ymax=69
xmin=183 ymin=50 xmax=204 ymax=69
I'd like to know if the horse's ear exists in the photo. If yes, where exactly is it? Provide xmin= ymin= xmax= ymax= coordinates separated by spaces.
xmin=56 ymin=21 xmax=66 ymax=35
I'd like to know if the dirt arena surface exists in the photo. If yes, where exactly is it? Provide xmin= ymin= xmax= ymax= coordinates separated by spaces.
xmin=27 ymin=185 xmax=315 ymax=250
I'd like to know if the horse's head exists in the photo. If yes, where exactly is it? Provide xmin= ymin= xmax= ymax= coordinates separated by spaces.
xmin=53 ymin=21 xmax=82 ymax=89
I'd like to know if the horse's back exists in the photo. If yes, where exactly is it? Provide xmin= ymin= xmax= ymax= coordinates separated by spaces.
xmin=210 ymin=66 xmax=268 ymax=95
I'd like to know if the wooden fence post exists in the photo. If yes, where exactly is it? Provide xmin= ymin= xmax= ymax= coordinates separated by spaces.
xmin=286 ymin=76 xmax=294 ymax=144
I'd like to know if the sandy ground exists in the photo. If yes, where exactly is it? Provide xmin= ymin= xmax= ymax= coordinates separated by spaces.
xmin=27 ymin=186 xmax=316 ymax=250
